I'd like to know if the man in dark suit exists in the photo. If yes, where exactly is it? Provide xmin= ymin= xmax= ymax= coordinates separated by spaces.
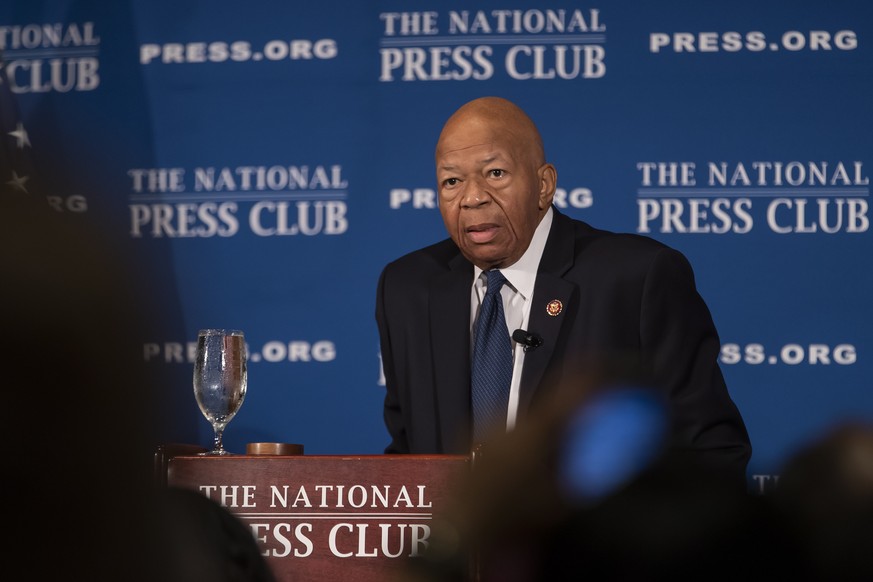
xmin=376 ymin=96 xmax=750 ymax=485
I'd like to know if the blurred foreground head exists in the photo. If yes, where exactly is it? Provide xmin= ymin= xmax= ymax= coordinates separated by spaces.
xmin=403 ymin=360 xmax=793 ymax=581
xmin=151 ymin=487 xmax=277 ymax=582
xmin=0 ymin=204 xmax=160 ymax=577
xmin=774 ymin=422 xmax=873 ymax=582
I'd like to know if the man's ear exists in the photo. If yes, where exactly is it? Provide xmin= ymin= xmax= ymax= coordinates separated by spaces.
xmin=538 ymin=163 xmax=557 ymax=209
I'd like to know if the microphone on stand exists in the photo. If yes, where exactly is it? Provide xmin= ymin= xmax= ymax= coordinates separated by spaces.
xmin=512 ymin=329 xmax=543 ymax=352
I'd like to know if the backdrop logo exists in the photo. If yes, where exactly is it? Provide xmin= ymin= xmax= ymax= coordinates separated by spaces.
xmin=139 ymin=39 xmax=337 ymax=64
xmin=379 ymin=8 xmax=605 ymax=81
xmin=720 ymin=342 xmax=857 ymax=366
xmin=649 ymin=30 xmax=857 ymax=54
xmin=128 ymin=164 xmax=349 ymax=238
xmin=0 ymin=22 xmax=100 ymax=93
xmin=750 ymin=475 xmax=779 ymax=495
xmin=389 ymin=185 xmax=593 ymax=209
xmin=636 ymin=160 xmax=869 ymax=234
xmin=144 ymin=339 xmax=337 ymax=364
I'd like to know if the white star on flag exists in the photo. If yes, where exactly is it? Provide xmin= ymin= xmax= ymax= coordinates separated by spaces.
xmin=6 ymin=171 xmax=29 ymax=193
xmin=2 ymin=50 xmax=46 ymax=206
xmin=9 ymin=123 xmax=31 ymax=149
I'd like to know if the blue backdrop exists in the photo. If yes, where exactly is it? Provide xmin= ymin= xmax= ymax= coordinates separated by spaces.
xmin=2 ymin=0 xmax=870 ymax=491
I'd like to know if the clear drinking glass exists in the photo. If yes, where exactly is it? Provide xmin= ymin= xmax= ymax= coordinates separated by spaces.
xmin=193 ymin=329 xmax=247 ymax=455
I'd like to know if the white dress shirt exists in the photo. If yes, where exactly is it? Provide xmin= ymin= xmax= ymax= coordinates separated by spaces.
xmin=471 ymin=207 xmax=554 ymax=431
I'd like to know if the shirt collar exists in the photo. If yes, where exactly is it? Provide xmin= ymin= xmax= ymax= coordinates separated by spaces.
xmin=473 ymin=206 xmax=553 ymax=300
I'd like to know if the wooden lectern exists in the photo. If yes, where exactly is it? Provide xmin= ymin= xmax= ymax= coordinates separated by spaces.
xmin=158 ymin=445 xmax=470 ymax=582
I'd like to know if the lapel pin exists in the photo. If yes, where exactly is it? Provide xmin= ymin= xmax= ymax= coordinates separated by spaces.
xmin=546 ymin=299 xmax=563 ymax=317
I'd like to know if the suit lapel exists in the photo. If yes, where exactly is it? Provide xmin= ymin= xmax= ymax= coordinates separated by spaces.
xmin=430 ymin=253 xmax=474 ymax=452
xmin=518 ymin=209 xmax=577 ymax=415
xmin=425 ymin=210 xmax=580 ymax=446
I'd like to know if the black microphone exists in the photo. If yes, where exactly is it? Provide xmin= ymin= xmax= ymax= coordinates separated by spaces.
xmin=512 ymin=329 xmax=543 ymax=352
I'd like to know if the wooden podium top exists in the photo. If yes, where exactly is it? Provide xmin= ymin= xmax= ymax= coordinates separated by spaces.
xmin=162 ymin=450 xmax=471 ymax=582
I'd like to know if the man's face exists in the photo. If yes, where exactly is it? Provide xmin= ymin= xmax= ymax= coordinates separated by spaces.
xmin=436 ymin=116 xmax=554 ymax=270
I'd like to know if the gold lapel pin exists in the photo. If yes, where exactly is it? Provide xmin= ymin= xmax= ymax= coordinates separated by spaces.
xmin=546 ymin=299 xmax=563 ymax=317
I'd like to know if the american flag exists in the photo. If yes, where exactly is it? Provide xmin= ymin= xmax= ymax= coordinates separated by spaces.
xmin=0 ymin=50 xmax=46 ymax=209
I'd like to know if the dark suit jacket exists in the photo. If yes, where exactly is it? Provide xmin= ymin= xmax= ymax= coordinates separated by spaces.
xmin=376 ymin=208 xmax=751 ymax=481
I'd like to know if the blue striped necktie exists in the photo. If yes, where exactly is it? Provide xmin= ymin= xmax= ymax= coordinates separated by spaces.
xmin=471 ymin=270 xmax=513 ymax=445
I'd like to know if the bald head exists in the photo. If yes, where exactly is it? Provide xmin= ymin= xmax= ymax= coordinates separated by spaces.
xmin=436 ymin=97 xmax=546 ymax=167
xmin=434 ymin=96 xmax=557 ymax=270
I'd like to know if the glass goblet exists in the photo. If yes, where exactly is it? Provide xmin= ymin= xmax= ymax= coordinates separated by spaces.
xmin=193 ymin=329 xmax=247 ymax=455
